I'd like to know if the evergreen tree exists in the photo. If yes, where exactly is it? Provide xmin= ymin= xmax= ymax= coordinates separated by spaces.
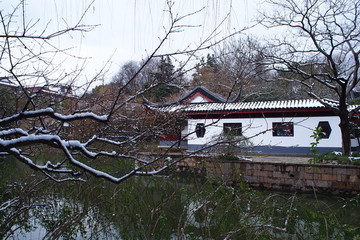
xmin=144 ymin=56 xmax=180 ymax=102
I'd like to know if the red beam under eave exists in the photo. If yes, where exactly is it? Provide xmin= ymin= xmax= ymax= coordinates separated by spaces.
xmin=185 ymin=108 xmax=337 ymax=119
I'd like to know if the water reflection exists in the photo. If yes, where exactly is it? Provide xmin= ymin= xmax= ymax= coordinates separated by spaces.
xmin=1 ymin=156 xmax=359 ymax=239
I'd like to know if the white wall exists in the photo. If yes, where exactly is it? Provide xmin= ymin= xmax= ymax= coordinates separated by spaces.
xmin=187 ymin=116 xmax=342 ymax=148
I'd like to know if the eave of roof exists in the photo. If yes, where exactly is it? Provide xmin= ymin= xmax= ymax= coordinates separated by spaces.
xmin=142 ymin=86 xmax=241 ymax=107
xmin=144 ymin=87 xmax=360 ymax=118
xmin=179 ymin=86 xmax=236 ymax=104
xmin=156 ymin=99 xmax=331 ymax=113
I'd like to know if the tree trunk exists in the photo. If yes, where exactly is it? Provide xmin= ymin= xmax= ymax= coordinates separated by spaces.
xmin=339 ymin=113 xmax=351 ymax=156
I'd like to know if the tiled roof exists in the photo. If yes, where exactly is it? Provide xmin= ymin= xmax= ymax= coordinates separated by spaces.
xmin=143 ymin=86 xmax=241 ymax=107
xmin=155 ymin=99 xmax=342 ymax=113
xmin=179 ymin=86 xmax=228 ymax=103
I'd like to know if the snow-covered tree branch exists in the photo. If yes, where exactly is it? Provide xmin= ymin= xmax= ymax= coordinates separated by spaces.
xmin=0 ymin=0 xmax=243 ymax=183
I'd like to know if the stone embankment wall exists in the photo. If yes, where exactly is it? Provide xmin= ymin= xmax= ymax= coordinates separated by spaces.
xmin=176 ymin=156 xmax=360 ymax=195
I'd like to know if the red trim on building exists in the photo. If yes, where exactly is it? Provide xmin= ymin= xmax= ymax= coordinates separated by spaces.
xmin=158 ymin=134 xmax=178 ymax=141
xmin=183 ymin=92 xmax=216 ymax=104
xmin=185 ymin=108 xmax=335 ymax=119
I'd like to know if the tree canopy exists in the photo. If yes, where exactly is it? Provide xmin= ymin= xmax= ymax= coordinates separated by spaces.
xmin=261 ymin=0 xmax=360 ymax=155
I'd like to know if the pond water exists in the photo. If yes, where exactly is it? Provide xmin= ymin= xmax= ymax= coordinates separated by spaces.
xmin=1 ymin=156 xmax=360 ymax=239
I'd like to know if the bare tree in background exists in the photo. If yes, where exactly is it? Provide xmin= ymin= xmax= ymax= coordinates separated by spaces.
xmin=261 ymin=0 xmax=360 ymax=155
xmin=215 ymin=36 xmax=275 ymax=101
xmin=0 ymin=0 xmax=245 ymax=183
xmin=190 ymin=36 xmax=279 ymax=102
xmin=111 ymin=60 xmax=152 ymax=95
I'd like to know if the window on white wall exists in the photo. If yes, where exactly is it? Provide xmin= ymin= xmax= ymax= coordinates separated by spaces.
xmin=223 ymin=123 xmax=242 ymax=136
xmin=317 ymin=121 xmax=331 ymax=139
xmin=195 ymin=123 xmax=206 ymax=138
xmin=272 ymin=122 xmax=294 ymax=136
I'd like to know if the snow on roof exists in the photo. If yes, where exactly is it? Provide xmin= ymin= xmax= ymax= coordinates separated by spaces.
xmin=177 ymin=86 xmax=228 ymax=103
xmin=143 ymin=86 xmax=241 ymax=107
xmin=144 ymin=86 xmax=359 ymax=115
xmin=155 ymin=99 xmax=338 ymax=113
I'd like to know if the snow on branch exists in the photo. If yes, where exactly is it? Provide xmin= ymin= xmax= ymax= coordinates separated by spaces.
xmin=0 ymin=129 xmax=168 ymax=183
xmin=0 ymin=0 xmax=251 ymax=184
xmin=0 ymin=198 xmax=19 ymax=212
xmin=0 ymin=108 xmax=109 ymax=126
xmin=0 ymin=128 xmax=29 ymax=137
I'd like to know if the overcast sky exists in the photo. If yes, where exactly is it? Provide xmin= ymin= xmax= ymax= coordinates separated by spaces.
xmin=3 ymin=0 xmax=265 ymax=87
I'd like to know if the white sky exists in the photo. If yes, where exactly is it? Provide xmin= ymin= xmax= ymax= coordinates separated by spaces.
xmin=2 ymin=0 xmax=267 ymax=87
